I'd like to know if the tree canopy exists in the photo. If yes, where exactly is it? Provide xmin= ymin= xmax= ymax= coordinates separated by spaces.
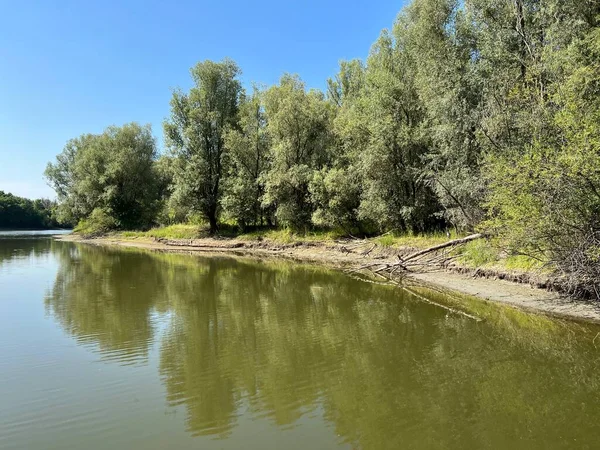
xmin=164 ymin=59 xmax=242 ymax=233
xmin=0 ymin=191 xmax=66 ymax=229
xmin=45 ymin=123 xmax=160 ymax=232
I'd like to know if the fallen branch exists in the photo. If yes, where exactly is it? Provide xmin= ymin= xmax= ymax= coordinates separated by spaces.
xmin=349 ymin=233 xmax=486 ymax=279
xmin=400 ymin=233 xmax=484 ymax=264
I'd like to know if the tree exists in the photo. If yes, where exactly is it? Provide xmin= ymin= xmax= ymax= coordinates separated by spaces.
xmin=398 ymin=0 xmax=484 ymax=230
xmin=0 ymin=191 xmax=63 ymax=229
xmin=222 ymin=87 xmax=272 ymax=229
xmin=309 ymin=167 xmax=361 ymax=231
xmin=326 ymin=59 xmax=366 ymax=107
xmin=45 ymin=123 xmax=160 ymax=231
xmin=335 ymin=30 xmax=440 ymax=233
xmin=262 ymin=74 xmax=334 ymax=229
xmin=486 ymin=20 xmax=600 ymax=297
xmin=306 ymin=60 xmax=366 ymax=232
xmin=164 ymin=59 xmax=242 ymax=233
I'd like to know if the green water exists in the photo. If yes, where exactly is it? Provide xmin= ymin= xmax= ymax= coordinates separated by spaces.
xmin=1 ymin=235 xmax=600 ymax=449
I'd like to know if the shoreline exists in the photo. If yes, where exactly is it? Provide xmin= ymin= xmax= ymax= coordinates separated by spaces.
xmin=55 ymin=233 xmax=600 ymax=324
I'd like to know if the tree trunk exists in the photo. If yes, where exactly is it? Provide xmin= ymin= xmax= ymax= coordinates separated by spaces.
xmin=514 ymin=0 xmax=527 ymax=81
xmin=208 ymin=208 xmax=218 ymax=234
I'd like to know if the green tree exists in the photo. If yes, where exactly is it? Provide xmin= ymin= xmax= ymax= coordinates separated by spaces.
xmin=0 ymin=191 xmax=63 ymax=229
xmin=336 ymin=30 xmax=440 ymax=233
xmin=326 ymin=59 xmax=366 ymax=108
xmin=45 ymin=123 xmax=160 ymax=231
xmin=308 ymin=60 xmax=366 ymax=232
xmin=486 ymin=21 xmax=600 ymax=297
xmin=164 ymin=59 xmax=242 ymax=233
xmin=222 ymin=87 xmax=272 ymax=229
xmin=399 ymin=0 xmax=484 ymax=230
xmin=262 ymin=74 xmax=334 ymax=229
xmin=309 ymin=167 xmax=361 ymax=231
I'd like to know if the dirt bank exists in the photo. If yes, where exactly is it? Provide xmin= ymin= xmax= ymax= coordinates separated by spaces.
xmin=56 ymin=234 xmax=600 ymax=323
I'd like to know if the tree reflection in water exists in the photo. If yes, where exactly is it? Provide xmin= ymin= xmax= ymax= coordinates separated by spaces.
xmin=45 ymin=241 xmax=600 ymax=450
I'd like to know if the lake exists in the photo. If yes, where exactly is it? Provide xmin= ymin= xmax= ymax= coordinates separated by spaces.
xmin=1 ymin=234 xmax=600 ymax=449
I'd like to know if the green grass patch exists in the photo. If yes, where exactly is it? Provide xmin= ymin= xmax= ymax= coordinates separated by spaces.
xmin=502 ymin=254 xmax=545 ymax=271
xmin=236 ymin=228 xmax=345 ymax=243
xmin=115 ymin=224 xmax=202 ymax=240
xmin=373 ymin=231 xmax=456 ymax=249
xmin=457 ymin=239 xmax=500 ymax=267
xmin=144 ymin=224 xmax=202 ymax=239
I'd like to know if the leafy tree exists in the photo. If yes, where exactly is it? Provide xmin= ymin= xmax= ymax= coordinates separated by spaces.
xmin=45 ymin=123 xmax=160 ymax=230
xmin=222 ymin=88 xmax=272 ymax=229
xmin=153 ymin=154 xmax=189 ymax=226
xmin=307 ymin=60 xmax=367 ymax=231
xmin=262 ymin=74 xmax=334 ymax=229
xmin=164 ymin=59 xmax=242 ymax=233
xmin=326 ymin=59 xmax=366 ymax=107
xmin=336 ymin=30 xmax=440 ymax=233
xmin=397 ymin=0 xmax=484 ymax=230
xmin=309 ymin=167 xmax=361 ymax=231
xmin=0 ymin=191 xmax=64 ymax=229
xmin=486 ymin=21 xmax=600 ymax=297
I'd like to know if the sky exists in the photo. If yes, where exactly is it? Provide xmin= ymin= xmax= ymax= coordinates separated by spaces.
xmin=0 ymin=0 xmax=407 ymax=199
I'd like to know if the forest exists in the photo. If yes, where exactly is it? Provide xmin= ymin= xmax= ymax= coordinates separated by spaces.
xmin=45 ymin=0 xmax=600 ymax=296
xmin=0 ymin=191 xmax=66 ymax=229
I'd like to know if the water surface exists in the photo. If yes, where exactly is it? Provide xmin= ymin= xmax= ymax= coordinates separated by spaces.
xmin=0 ymin=229 xmax=71 ymax=237
xmin=1 ymin=236 xmax=599 ymax=449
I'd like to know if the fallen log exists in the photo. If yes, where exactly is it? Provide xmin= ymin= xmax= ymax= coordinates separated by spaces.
xmin=400 ymin=233 xmax=484 ymax=264
xmin=349 ymin=233 xmax=486 ymax=279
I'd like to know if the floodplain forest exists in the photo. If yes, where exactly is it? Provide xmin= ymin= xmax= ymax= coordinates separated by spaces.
xmin=45 ymin=0 xmax=600 ymax=297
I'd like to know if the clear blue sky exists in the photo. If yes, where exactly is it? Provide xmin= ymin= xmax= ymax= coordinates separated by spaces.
xmin=0 ymin=0 xmax=406 ymax=199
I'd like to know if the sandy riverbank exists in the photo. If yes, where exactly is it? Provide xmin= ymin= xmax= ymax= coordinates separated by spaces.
xmin=55 ymin=233 xmax=600 ymax=323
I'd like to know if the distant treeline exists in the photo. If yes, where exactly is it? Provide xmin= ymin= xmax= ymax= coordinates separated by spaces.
xmin=46 ymin=0 xmax=600 ymax=296
xmin=0 ymin=191 xmax=68 ymax=229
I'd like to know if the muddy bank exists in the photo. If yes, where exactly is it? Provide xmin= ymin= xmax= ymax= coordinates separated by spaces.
xmin=55 ymin=234 xmax=600 ymax=323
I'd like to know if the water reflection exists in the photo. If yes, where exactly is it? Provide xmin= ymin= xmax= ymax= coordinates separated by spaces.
xmin=0 ymin=237 xmax=54 ymax=268
xmin=44 ymin=241 xmax=600 ymax=449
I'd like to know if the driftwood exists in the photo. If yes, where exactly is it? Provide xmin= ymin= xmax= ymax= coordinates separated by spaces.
xmin=399 ymin=233 xmax=484 ymax=264
xmin=347 ymin=233 xmax=486 ymax=279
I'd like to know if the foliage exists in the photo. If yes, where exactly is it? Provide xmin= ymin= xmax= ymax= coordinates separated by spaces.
xmin=403 ymin=0 xmax=484 ymax=230
xmin=457 ymin=239 xmax=499 ymax=267
xmin=0 ymin=191 xmax=66 ymax=229
xmin=262 ymin=74 xmax=334 ymax=229
xmin=74 ymin=207 xmax=119 ymax=236
xmin=486 ymin=22 xmax=600 ymax=296
xmin=309 ymin=167 xmax=361 ymax=231
xmin=222 ymin=87 xmax=272 ymax=229
xmin=164 ymin=59 xmax=242 ymax=233
xmin=45 ymin=123 xmax=160 ymax=231
xmin=333 ymin=28 xmax=442 ymax=233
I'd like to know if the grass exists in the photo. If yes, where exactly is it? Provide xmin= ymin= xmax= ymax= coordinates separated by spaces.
xmin=456 ymin=239 xmax=547 ymax=272
xmin=119 ymin=224 xmax=202 ymax=240
xmin=373 ymin=230 xmax=458 ymax=249
xmin=116 ymin=224 xmax=345 ymax=243
xmin=235 ymin=228 xmax=344 ymax=243
xmin=502 ymin=254 xmax=545 ymax=271
xmin=115 ymin=224 xmax=452 ymax=248
xmin=110 ymin=223 xmax=548 ymax=274
xmin=457 ymin=239 xmax=500 ymax=267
